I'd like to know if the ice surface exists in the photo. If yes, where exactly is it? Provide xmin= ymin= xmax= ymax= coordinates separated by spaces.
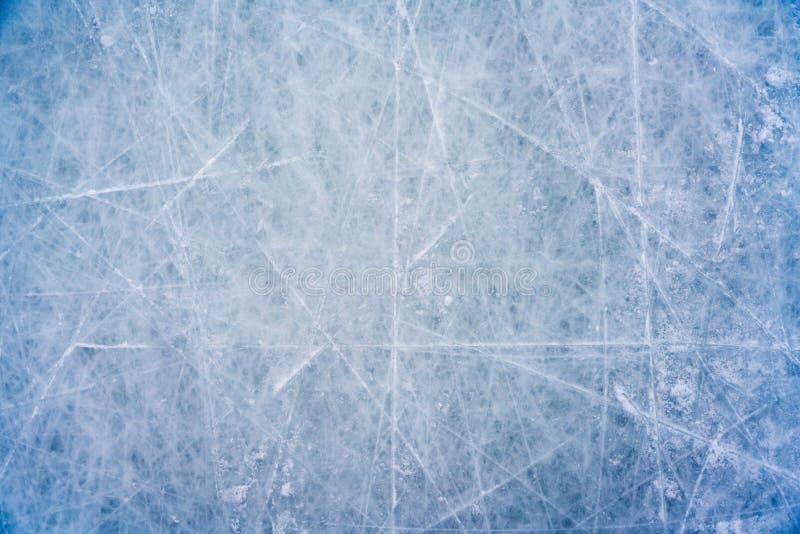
xmin=1 ymin=1 xmax=799 ymax=532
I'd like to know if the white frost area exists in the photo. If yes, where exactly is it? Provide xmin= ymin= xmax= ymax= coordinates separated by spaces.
xmin=0 ymin=0 xmax=799 ymax=532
